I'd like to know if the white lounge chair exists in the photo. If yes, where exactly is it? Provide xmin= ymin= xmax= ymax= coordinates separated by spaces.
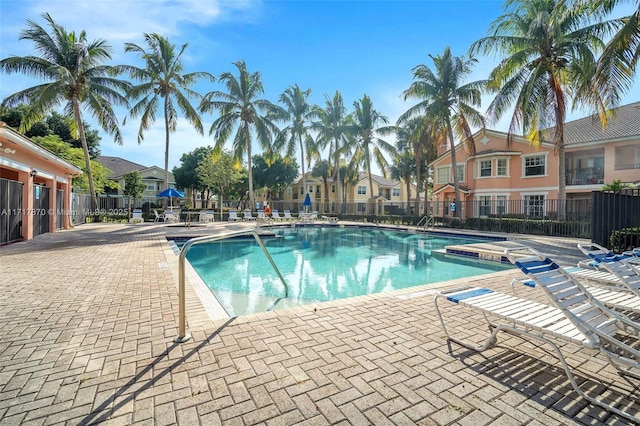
xmin=578 ymin=243 xmax=640 ymax=296
xmin=256 ymin=210 xmax=267 ymax=221
xmin=283 ymin=210 xmax=294 ymax=221
xmin=435 ymin=244 xmax=640 ymax=423
xmin=228 ymin=210 xmax=240 ymax=221
xmin=321 ymin=215 xmax=339 ymax=223
xmin=271 ymin=210 xmax=283 ymax=221
xmin=164 ymin=211 xmax=178 ymax=223
xmin=243 ymin=210 xmax=256 ymax=221
xmin=205 ymin=210 xmax=215 ymax=223
xmin=130 ymin=209 xmax=143 ymax=223
xmin=153 ymin=209 xmax=165 ymax=222
xmin=311 ymin=211 xmax=318 ymax=220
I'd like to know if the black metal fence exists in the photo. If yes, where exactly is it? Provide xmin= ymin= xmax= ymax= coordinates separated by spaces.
xmin=0 ymin=178 xmax=23 ymax=245
xmin=32 ymin=185 xmax=50 ymax=237
xmin=592 ymin=189 xmax=640 ymax=251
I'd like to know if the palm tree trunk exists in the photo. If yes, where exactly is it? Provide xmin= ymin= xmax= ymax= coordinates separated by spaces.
xmin=163 ymin=97 xmax=171 ymax=208
xmin=415 ymin=149 xmax=422 ymax=213
xmin=299 ymin=134 xmax=306 ymax=208
xmin=246 ymin=124 xmax=255 ymax=210
xmin=367 ymin=157 xmax=375 ymax=216
xmin=334 ymin=146 xmax=342 ymax=214
xmin=446 ymin=117 xmax=461 ymax=218
xmin=72 ymin=96 xmax=98 ymax=211
xmin=551 ymin=74 xmax=567 ymax=221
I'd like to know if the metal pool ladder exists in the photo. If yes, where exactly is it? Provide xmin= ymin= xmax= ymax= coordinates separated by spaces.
xmin=416 ymin=214 xmax=435 ymax=233
xmin=175 ymin=229 xmax=289 ymax=343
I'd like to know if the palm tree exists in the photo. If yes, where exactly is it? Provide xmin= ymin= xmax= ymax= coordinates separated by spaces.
xmin=347 ymin=94 xmax=396 ymax=212
xmin=123 ymin=33 xmax=214 ymax=201
xmin=313 ymin=91 xmax=350 ymax=213
xmin=382 ymin=114 xmax=439 ymax=213
xmin=403 ymin=47 xmax=485 ymax=217
xmin=275 ymin=84 xmax=317 ymax=191
xmin=470 ymin=0 xmax=613 ymax=208
xmin=199 ymin=60 xmax=284 ymax=209
xmin=581 ymin=0 xmax=639 ymax=108
xmin=390 ymin=151 xmax=416 ymax=207
xmin=0 ymin=13 xmax=130 ymax=210
xmin=311 ymin=159 xmax=332 ymax=207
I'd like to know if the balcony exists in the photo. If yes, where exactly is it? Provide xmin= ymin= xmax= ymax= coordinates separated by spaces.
xmin=566 ymin=167 xmax=604 ymax=186
xmin=615 ymin=162 xmax=640 ymax=171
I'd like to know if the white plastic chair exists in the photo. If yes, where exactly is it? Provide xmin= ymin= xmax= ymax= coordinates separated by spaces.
xmin=228 ymin=210 xmax=240 ymax=221
xmin=243 ymin=210 xmax=256 ymax=221
xmin=283 ymin=210 xmax=294 ymax=221
xmin=271 ymin=210 xmax=283 ymax=221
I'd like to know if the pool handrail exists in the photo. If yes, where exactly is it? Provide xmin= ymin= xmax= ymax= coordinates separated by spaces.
xmin=175 ymin=229 xmax=290 ymax=343
xmin=416 ymin=214 xmax=434 ymax=233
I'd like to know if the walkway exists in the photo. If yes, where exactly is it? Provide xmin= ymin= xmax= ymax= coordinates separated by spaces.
xmin=0 ymin=222 xmax=638 ymax=425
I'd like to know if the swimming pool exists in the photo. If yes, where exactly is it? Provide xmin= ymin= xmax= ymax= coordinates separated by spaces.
xmin=183 ymin=227 xmax=510 ymax=316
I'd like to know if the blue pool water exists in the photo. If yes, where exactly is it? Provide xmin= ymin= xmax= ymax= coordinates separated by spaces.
xmin=184 ymin=227 xmax=510 ymax=316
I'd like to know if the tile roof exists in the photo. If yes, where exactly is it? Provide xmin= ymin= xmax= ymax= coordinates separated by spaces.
xmin=548 ymin=101 xmax=640 ymax=145
xmin=97 ymin=156 xmax=147 ymax=179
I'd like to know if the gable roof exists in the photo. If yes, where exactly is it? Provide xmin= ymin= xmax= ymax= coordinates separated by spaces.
xmin=357 ymin=172 xmax=398 ymax=187
xmin=98 ymin=156 xmax=146 ymax=179
xmin=553 ymin=102 xmax=640 ymax=146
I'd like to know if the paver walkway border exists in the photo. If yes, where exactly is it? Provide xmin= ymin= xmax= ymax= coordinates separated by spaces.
xmin=0 ymin=222 xmax=638 ymax=425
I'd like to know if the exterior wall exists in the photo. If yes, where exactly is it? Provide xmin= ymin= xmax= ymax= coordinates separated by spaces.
xmin=0 ymin=125 xmax=81 ymax=243
xmin=108 ymin=167 xmax=176 ymax=208
xmin=430 ymin=128 xmax=640 ymax=217
xmin=432 ymin=131 xmax=560 ymax=212
xmin=280 ymin=175 xmax=412 ymax=203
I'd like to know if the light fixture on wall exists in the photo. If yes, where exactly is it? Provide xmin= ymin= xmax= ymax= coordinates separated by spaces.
xmin=0 ymin=142 xmax=16 ymax=154
xmin=30 ymin=169 xmax=38 ymax=177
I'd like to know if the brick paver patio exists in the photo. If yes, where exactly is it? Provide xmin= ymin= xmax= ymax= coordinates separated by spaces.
xmin=1 ymin=222 xmax=638 ymax=425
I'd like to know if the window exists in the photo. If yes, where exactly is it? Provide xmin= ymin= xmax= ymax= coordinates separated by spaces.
xmin=357 ymin=185 xmax=367 ymax=195
xmin=378 ymin=188 xmax=383 ymax=197
xmin=300 ymin=186 xmax=304 ymax=195
xmin=497 ymin=159 xmax=507 ymax=176
xmin=316 ymin=185 xmax=321 ymax=193
xmin=308 ymin=185 xmax=313 ymax=193
xmin=287 ymin=188 xmax=292 ymax=197
xmin=146 ymin=183 xmax=155 ymax=191
xmin=496 ymin=195 xmax=507 ymax=215
xmin=331 ymin=185 xmax=336 ymax=193
xmin=392 ymin=188 xmax=400 ymax=197
xmin=436 ymin=167 xmax=449 ymax=184
xmin=455 ymin=164 xmax=464 ymax=182
xmin=524 ymin=155 xmax=546 ymax=176
xmin=480 ymin=160 xmax=492 ymax=177
xmin=357 ymin=202 xmax=366 ymax=212
xmin=479 ymin=196 xmax=491 ymax=216
xmin=524 ymin=195 xmax=545 ymax=217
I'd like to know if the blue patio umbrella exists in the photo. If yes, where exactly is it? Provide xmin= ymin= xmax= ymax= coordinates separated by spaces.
xmin=157 ymin=188 xmax=185 ymax=208
xmin=302 ymin=193 xmax=312 ymax=212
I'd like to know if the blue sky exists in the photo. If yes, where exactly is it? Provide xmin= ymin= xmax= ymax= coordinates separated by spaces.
xmin=1 ymin=0 xmax=639 ymax=173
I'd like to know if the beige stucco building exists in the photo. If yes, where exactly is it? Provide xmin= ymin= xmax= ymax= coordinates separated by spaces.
xmin=276 ymin=171 xmax=417 ymax=214
xmin=98 ymin=156 xmax=175 ymax=208
xmin=430 ymin=102 xmax=640 ymax=218
xmin=0 ymin=122 xmax=82 ymax=244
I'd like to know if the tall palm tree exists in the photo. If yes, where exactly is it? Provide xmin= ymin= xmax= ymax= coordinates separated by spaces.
xmin=0 ymin=13 xmax=130 ymax=210
xmin=313 ymin=91 xmax=350 ymax=213
xmin=403 ymin=47 xmax=485 ymax=217
xmin=382 ymin=115 xmax=439 ymax=213
xmin=275 ymin=84 xmax=317 ymax=190
xmin=470 ymin=0 xmax=612 ymax=207
xmin=199 ymin=60 xmax=284 ymax=209
xmin=123 ymin=33 xmax=214 ymax=201
xmin=581 ymin=0 xmax=639 ymax=108
xmin=347 ymin=95 xmax=396 ymax=213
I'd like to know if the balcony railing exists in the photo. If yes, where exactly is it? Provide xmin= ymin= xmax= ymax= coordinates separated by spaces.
xmin=615 ymin=163 xmax=640 ymax=171
xmin=566 ymin=167 xmax=604 ymax=185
